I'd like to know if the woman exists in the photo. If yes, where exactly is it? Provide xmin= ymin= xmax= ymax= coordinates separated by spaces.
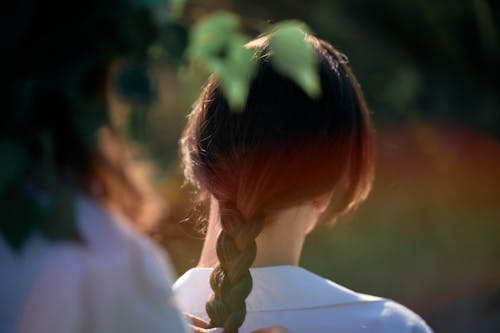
xmin=174 ymin=34 xmax=433 ymax=333
xmin=1 ymin=1 xmax=284 ymax=332
xmin=0 ymin=1 xmax=193 ymax=332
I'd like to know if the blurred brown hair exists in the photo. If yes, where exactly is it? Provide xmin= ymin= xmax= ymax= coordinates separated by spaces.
xmin=3 ymin=0 xmax=162 ymax=232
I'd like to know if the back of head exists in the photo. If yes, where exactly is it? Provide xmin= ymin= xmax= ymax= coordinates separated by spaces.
xmin=2 ymin=0 xmax=161 ymax=249
xmin=181 ymin=34 xmax=374 ymax=332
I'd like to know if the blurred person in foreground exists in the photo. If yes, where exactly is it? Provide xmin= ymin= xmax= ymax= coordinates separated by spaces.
xmin=0 ymin=1 xmax=285 ymax=333
xmin=175 ymin=34 xmax=433 ymax=333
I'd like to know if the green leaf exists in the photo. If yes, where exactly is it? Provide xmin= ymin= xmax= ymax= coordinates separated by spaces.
xmin=0 ymin=140 xmax=28 ymax=195
xmin=269 ymin=22 xmax=321 ymax=99
xmin=75 ymin=100 xmax=108 ymax=150
xmin=133 ymin=0 xmax=166 ymax=7
xmin=188 ymin=12 xmax=257 ymax=110
xmin=153 ymin=21 xmax=188 ymax=63
xmin=207 ymin=36 xmax=257 ymax=111
xmin=168 ymin=0 xmax=186 ymax=19
xmin=39 ymin=187 xmax=82 ymax=243
xmin=39 ymin=131 xmax=57 ymax=191
xmin=114 ymin=62 xmax=153 ymax=105
xmin=0 ymin=185 xmax=41 ymax=252
xmin=474 ymin=0 xmax=499 ymax=55
xmin=189 ymin=12 xmax=240 ymax=60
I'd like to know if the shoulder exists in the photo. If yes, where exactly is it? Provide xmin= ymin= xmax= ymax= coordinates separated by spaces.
xmin=248 ymin=266 xmax=433 ymax=332
xmin=17 ymin=196 xmax=188 ymax=333
xmin=304 ymin=269 xmax=432 ymax=332
xmin=76 ymin=193 xmax=177 ymax=287
xmin=368 ymin=299 xmax=433 ymax=333
xmin=75 ymin=196 xmax=186 ymax=331
xmin=16 ymin=243 xmax=89 ymax=332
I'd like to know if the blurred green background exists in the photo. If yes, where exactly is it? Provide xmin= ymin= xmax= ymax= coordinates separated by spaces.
xmin=140 ymin=1 xmax=500 ymax=332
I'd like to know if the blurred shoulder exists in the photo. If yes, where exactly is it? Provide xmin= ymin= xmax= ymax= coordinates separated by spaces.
xmin=20 ymin=193 xmax=176 ymax=311
xmin=17 ymin=195 xmax=184 ymax=332
xmin=75 ymin=193 xmax=176 ymax=289
xmin=374 ymin=299 xmax=433 ymax=333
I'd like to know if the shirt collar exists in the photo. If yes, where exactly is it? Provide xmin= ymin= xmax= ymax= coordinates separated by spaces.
xmin=174 ymin=265 xmax=381 ymax=314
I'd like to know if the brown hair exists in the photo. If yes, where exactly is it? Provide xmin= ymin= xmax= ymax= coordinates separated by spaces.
xmin=85 ymin=125 xmax=162 ymax=231
xmin=180 ymin=35 xmax=374 ymax=332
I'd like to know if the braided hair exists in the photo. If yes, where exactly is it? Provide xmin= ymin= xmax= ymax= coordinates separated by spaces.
xmin=181 ymin=35 xmax=374 ymax=332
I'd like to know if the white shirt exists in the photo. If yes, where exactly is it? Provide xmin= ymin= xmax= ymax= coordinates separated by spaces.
xmin=0 ymin=194 xmax=189 ymax=333
xmin=174 ymin=265 xmax=433 ymax=333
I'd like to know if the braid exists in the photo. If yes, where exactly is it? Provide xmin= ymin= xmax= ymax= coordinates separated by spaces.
xmin=206 ymin=201 xmax=263 ymax=333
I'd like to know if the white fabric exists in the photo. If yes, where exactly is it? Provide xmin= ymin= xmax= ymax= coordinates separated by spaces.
xmin=174 ymin=266 xmax=433 ymax=333
xmin=0 ymin=194 xmax=190 ymax=333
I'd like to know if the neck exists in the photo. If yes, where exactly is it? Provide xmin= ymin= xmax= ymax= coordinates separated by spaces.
xmin=198 ymin=201 xmax=316 ymax=268
xmin=252 ymin=213 xmax=306 ymax=267
xmin=197 ymin=199 xmax=220 ymax=267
